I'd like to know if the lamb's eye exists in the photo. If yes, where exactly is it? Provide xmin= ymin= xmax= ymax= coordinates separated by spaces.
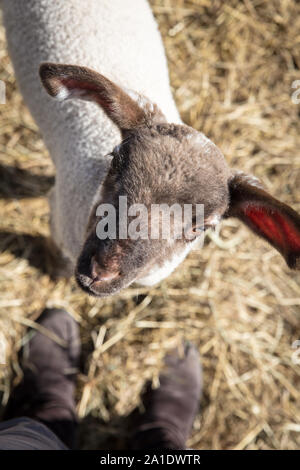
xmin=185 ymin=225 xmax=206 ymax=240
xmin=191 ymin=226 xmax=205 ymax=234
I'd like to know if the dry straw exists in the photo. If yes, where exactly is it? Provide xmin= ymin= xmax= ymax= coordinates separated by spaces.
xmin=0 ymin=0 xmax=299 ymax=449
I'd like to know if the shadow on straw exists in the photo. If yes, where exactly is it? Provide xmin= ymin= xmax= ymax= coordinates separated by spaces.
xmin=0 ymin=163 xmax=54 ymax=199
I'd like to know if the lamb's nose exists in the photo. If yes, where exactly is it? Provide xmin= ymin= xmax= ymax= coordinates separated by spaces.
xmin=91 ymin=257 xmax=120 ymax=283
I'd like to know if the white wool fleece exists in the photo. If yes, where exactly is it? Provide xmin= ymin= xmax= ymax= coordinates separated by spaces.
xmin=2 ymin=0 xmax=180 ymax=264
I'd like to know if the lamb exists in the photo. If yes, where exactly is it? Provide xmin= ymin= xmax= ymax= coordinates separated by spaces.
xmin=2 ymin=0 xmax=300 ymax=297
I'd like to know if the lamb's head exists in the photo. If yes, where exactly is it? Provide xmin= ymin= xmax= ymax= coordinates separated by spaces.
xmin=74 ymin=122 xmax=232 ymax=296
xmin=40 ymin=63 xmax=300 ymax=297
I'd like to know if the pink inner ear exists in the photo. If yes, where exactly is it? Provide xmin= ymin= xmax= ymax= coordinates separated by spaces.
xmin=60 ymin=78 xmax=112 ymax=111
xmin=61 ymin=78 xmax=97 ymax=92
xmin=243 ymin=206 xmax=300 ymax=252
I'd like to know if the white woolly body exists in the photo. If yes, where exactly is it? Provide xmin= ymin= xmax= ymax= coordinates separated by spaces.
xmin=2 ymin=0 xmax=191 ymax=283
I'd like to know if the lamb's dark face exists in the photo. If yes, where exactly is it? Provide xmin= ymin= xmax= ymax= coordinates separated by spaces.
xmin=40 ymin=63 xmax=300 ymax=297
xmin=75 ymin=123 xmax=231 ymax=297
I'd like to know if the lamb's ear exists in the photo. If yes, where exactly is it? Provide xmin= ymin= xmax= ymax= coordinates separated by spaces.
xmin=39 ymin=62 xmax=165 ymax=131
xmin=225 ymin=172 xmax=300 ymax=269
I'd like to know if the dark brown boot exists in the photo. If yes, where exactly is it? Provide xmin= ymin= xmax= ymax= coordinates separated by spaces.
xmin=132 ymin=342 xmax=202 ymax=450
xmin=4 ymin=308 xmax=80 ymax=449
